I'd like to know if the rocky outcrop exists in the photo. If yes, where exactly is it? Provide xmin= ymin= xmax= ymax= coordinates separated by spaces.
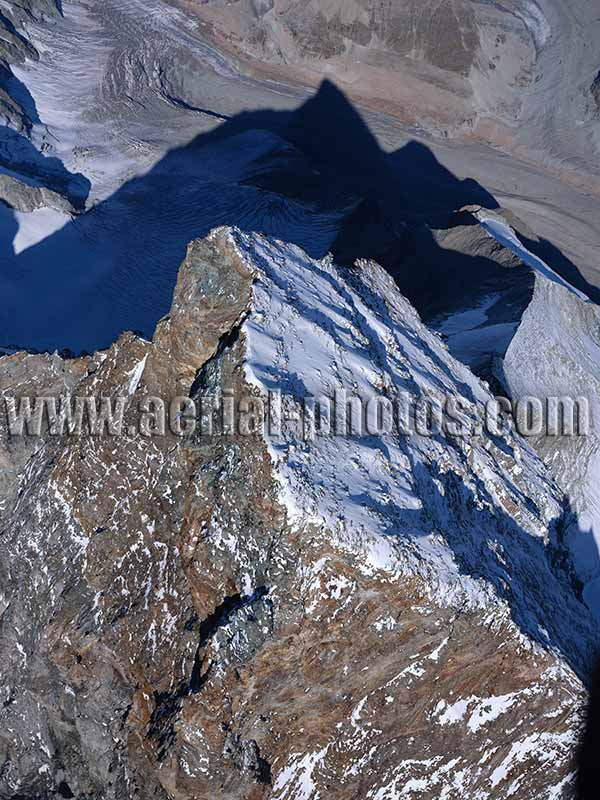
xmin=0 ymin=174 xmax=76 ymax=214
xmin=0 ymin=1 xmax=61 ymax=131
xmin=0 ymin=228 xmax=594 ymax=798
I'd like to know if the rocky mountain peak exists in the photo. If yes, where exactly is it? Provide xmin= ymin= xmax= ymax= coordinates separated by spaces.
xmin=0 ymin=228 xmax=594 ymax=798
xmin=151 ymin=230 xmax=255 ymax=395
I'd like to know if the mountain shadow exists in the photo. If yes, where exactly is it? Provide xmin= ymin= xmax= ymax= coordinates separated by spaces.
xmin=0 ymin=79 xmax=593 ymax=357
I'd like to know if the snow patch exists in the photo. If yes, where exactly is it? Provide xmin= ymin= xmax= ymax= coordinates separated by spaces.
xmin=12 ymin=208 xmax=71 ymax=254
xmin=126 ymin=355 xmax=148 ymax=395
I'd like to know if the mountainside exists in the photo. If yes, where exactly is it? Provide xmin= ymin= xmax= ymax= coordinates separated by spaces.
xmin=421 ymin=207 xmax=600 ymax=635
xmin=0 ymin=228 xmax=595 ymax=799
xmin=1 ymin=2 xmax=600 ymax=797
xmin=0 ymin=0 xmax=61 ymax=133
xmin=500 ymin=242 xmax=600 ymax=626
xmin=172 ymin=0 xmax=600 ymax=184
xmin=179 ymin=0 xmax=535 ymax=135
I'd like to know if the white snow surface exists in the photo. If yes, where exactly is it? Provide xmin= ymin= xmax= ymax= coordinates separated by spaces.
xmin=476 ymin=214 xmax=590 ymax=303
xmin=227 ymin=229 xmax=595 ymax=666
xmin=11 ymin=208 xmax=71 ymax=255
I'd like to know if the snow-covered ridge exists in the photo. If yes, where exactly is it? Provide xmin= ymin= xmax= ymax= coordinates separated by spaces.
xmin=476 ymin=213 xmax=591 ymax=303
xmin=224 ymin=228 xmax=595 ymax=670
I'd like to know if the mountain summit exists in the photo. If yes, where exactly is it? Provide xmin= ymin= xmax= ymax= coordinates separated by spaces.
xmin=0 ymin=228 xmax=593 ymax=798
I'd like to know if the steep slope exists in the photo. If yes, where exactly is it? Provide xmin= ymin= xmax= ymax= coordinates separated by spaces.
xmin=425 ymin=206 xmax=600 ymax=638
xmin=0 ymin=1 xmax=61 ymax=133
xmin=0 ymin=228 xmax=594 ymax=798
xmin=0 ymin=0 xmax=90 ymax=213
xmin=491 ymin=221 xmax=600 ymax=626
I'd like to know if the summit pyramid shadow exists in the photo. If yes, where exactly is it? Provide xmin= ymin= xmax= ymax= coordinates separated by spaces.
xmin=0 ymin=79 xmax=592 ymax=353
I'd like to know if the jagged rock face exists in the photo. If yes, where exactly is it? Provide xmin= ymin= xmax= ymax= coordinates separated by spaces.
xmin=0 ymin=228 xmax=594 ymax=798
xmin=0 ymin=173 xmax=76 ymax=214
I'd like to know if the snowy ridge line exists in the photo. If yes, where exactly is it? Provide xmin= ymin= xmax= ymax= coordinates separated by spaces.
xmin=476 ymin=213 xmax=591 ymax=303
xmin=216 ymin=227 xmax=597 ymax=675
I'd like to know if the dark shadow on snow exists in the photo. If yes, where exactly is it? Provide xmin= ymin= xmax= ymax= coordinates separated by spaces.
xmin=0 ymin=78 xmax=579 ymax=356
xmin=519 ymin=231 xmax=600 ymax=306
xmin=0 ymin=79 xmax=592 ymax=355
